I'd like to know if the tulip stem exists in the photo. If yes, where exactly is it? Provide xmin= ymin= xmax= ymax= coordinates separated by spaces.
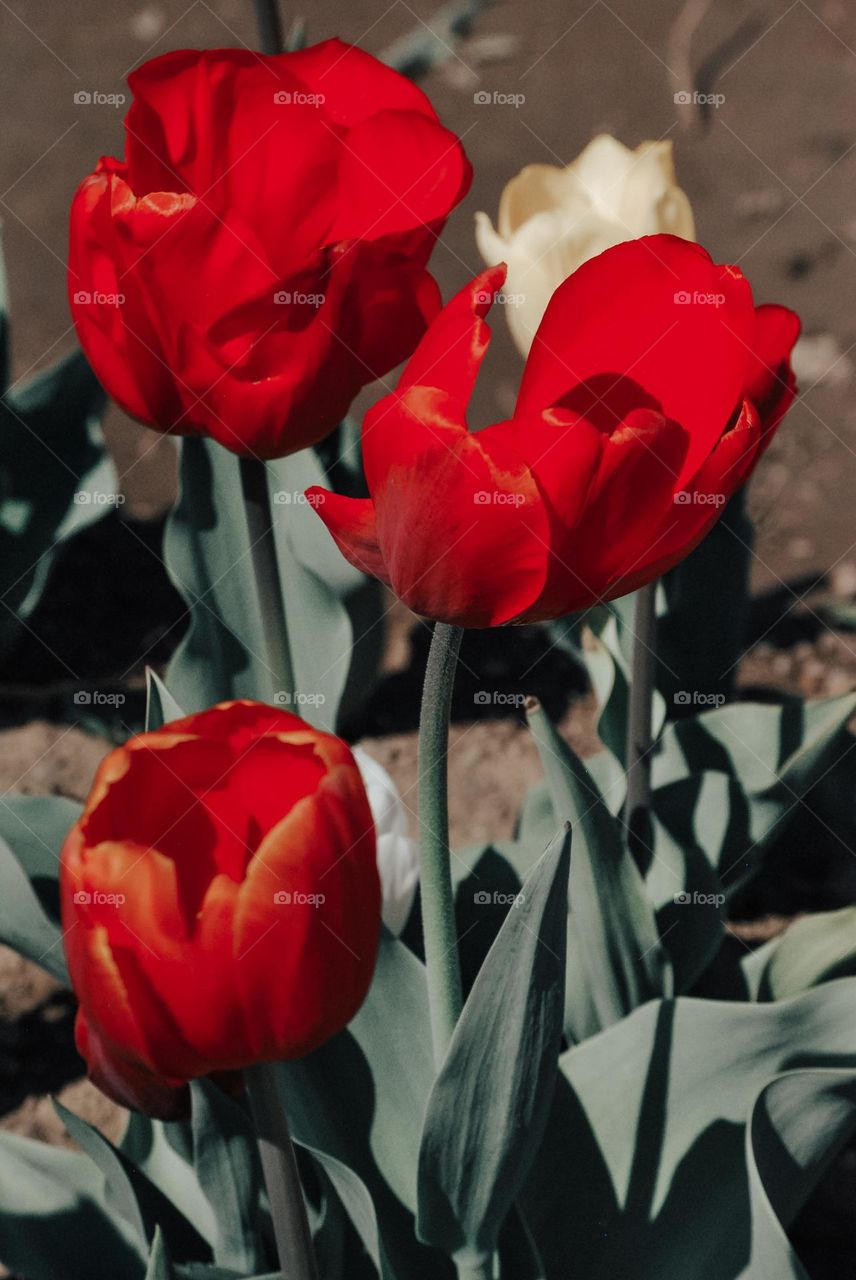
xmin=246 ymin=1063 xmax=319 ymax=1280
xmin=239 ymin=457 xmax=296 ymax=709
xmin=625 ymin=582 xmax=657 ymax=833
xmin=418 ymin=622 xmax=465 ymax=1069
xmin=253 ymin=0 xmax=283 ymax=55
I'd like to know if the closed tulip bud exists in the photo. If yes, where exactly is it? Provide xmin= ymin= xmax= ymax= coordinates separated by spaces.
xmin=60 ymin=701 xmax=380 ymax=1118
xmin=475 ymin=135 xmax=695 ymax=354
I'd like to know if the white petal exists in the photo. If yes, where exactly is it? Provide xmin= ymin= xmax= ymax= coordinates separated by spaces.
xmin=354 ymin=746 xmax=419 ymax=936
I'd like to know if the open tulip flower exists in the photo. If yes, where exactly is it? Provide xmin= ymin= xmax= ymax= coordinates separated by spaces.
xmin=60 ymin=701 xmax=380 ymax=1119
xmin=309 ymin=235 xmax=799 ymax=627
xmin=68 ymin=39 xmax=472 ymax=458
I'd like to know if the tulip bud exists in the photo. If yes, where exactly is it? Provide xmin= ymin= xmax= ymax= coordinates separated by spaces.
xmin=60 ymin=701 xmax=380 ymax=1118
xmin=475 ymin=135 xmax=695 ymax=354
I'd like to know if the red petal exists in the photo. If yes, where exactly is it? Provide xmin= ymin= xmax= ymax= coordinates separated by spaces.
xmin=397 ymin=265 xmax=506 ymax=406
xmin=362 ymin=386 xmax=550 ymax=626
xmin=308 ymin=492 xmax=390 ymax=582
xmin=283 ymin=38 xmax=440 ymax=126
xmin=329 ymin=110 xmax=472 ymax=243
xmin=517 ymin=235 xmax=755 ymax=488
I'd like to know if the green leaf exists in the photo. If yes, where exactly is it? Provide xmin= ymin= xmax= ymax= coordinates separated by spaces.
xmin=296 ymin=1140 xmax=391 ymax=1279
xmin=146 ymin=1228 xmax=172 ymax=1280
xmin=521 ymin=980 xmax=856 ymax=1279
xmin=0 ymin=349 xmax=112 ymax=656
xmin=275 ymin=931 xmax=448 ymax=1278
xmin=0 ymin=793 xmax=79 ymax=981
xmin=55 ymin=1101 xmax=210 ymax=1264
xmin=120 ymin=1114 xmax=215 ymax=1248
xmin=0 ymin=1130 xmax=144 ymax=1280
xmin=417 ymin=827 xmax=572 ymax=1267
xmin=145 ymin=669 xmax=185 ymax=731
xmin=164 ymin=439 xmax=354 ymax=730
xmin=526 ymin=700 xmax=667 ymax=1038
xmin=743 ymin=1068 xmax=856 ymax=1279
xmin=190 ymin=1081 xmax=263 ymax=1273
xmin=743 ymin=907 xmax=856 ymax=1001
xmin=651 ymin=694 xmax=856 ymax=890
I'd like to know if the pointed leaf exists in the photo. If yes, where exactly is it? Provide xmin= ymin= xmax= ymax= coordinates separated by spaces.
xmin=417 ymin=826 xmax=572 ymax=1267
xmin=190 ymin=1081 xmax=263 ymax=1273
xmin=526 ymin=699 xmax=667 ymax=1037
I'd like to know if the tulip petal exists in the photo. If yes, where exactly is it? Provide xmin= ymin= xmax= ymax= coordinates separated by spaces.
xmin=396 ymin=265 xmax=506 ymax=407
xmin=362 ymin=386 xmax=551 ymax=626
xmin=307 ymin=492 xmax=390 ymax=583
xmin=283 ymin=38 xmax=439 ymax=126
xmin=329 ymin=109 xmax=472 ymax=243
xmin=517 ymin=235 xmax=755 ymax=487
xmin=744 ymin=303 xmax=800 ymax=439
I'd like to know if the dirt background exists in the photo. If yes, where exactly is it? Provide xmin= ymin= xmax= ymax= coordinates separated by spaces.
xmin=1 ymin=0 xmax=856 ymax=1275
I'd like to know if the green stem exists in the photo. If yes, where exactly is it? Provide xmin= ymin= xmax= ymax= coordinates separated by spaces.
xmin=239 ymin=456 xmax=296 ymax=708
xmin=418 ymin=622 xmax=464 ymax=1068
xmin=253 ymin=0 xmax=283 ymax=54
xmin=245 ymin=1064 xmax=319 ymax=1280
xmin=625 ymin=582 xmax=656 ymax=832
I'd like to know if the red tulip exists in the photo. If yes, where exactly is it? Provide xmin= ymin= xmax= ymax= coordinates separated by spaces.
xmin=60 ymin=701 xmax=380 ymax=1118
xmin=68 ymin=40 xmax=472 ymax=459
xmin=308 ymin=236 xmax=799 ymax=626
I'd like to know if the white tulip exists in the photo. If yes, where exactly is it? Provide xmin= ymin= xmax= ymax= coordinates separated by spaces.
xmin=475 ymin=134 xmax=695 ymax=355
xmin=354 ymin=746 xmax=420 ymax=936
